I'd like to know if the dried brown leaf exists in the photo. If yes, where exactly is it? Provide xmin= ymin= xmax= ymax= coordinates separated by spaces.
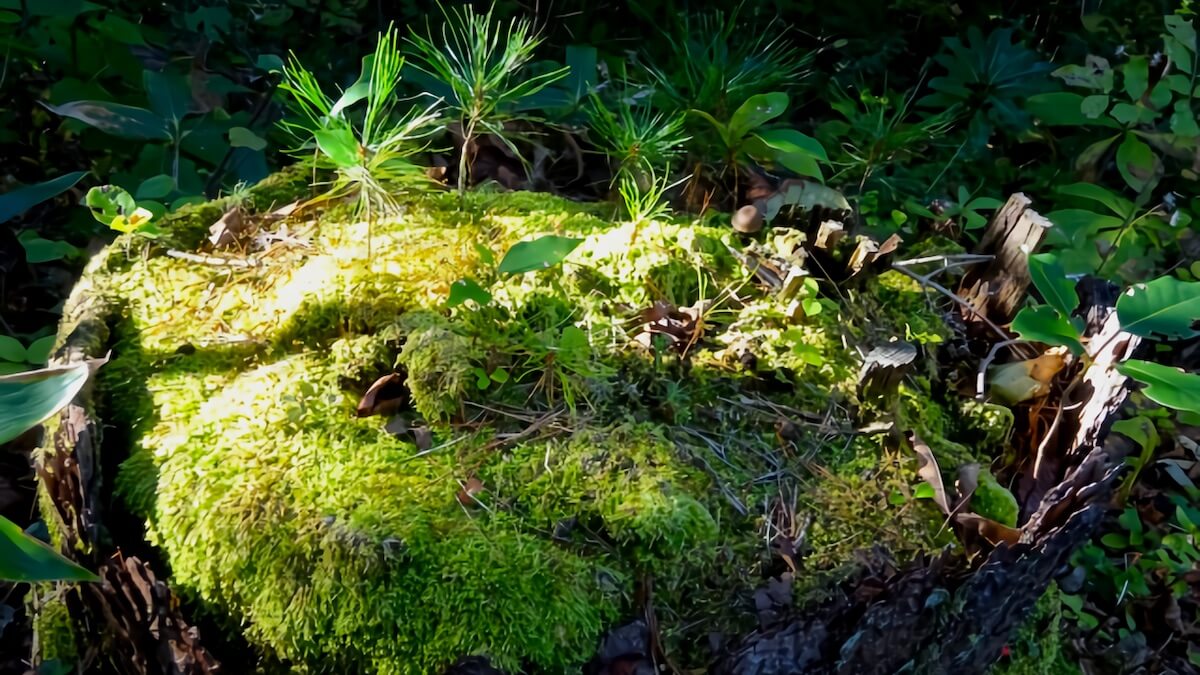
xmin=910 ymin=432 xmax=951 ymax=515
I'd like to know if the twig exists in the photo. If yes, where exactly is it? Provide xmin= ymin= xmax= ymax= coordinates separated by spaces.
xmin=166 ymin=249 xmax=259 ymax=268
xmin=977 ymin=338 xmax=1023 ymax=399
xmin=892 ymin=263 xmax=1019 ymax=347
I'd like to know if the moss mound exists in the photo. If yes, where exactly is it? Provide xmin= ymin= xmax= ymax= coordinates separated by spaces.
xmin=60 ymin=173 xmax=993 ymax=672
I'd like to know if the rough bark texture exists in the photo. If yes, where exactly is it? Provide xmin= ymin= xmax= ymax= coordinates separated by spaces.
xmin=957 ymin=193 xmax=1051 ymax=327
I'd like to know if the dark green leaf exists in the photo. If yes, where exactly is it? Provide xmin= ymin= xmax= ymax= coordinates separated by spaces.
xmin=143 ymin=70 xmax=191 ymax=123
xmin=17 ymin=231 xmax=79 ymax=264
xmin=42 ymin=101 xmax=170 ymax=140
xmin=135 ymin=174 xmax=175 ymax=200
xmin=0 ymin=363 xmax=90 ymax=445
xmin=24 ymin=336 xmax=55 ymax=365
xmin=1118 ymin=360 xmax=1200 ymax=414
xmin=1116 ymin=133 xmax=1159 ymax=192
xmin=0 ymin=337 xmax=24 ymax=363
xmin=1028 ymin=253 xmax=1079 ymax=317
xmin=447 ymin=278 xmax=492 ymax=307
xmin=228 ymin=127 xmax=267 ymax=151
xmin=1080 ymin=94 xmax=1109 ymax=118
xmin=564 ymin=45 xmax=597 ymax=98
xmin=1055 ymin=182 xmax=1133 ymax=218
xmin=1116 ymin=275 xmax=1200 ymax=339
xmin=0 ymin=172 xmax=86 ymax=224
xmin=1011 ymin=305 xmax=1083 ymax=355
xmin=1124 ymin=56 xmax=1149 ymax=100
xmin=0 ymin=514 xmax=98 ymax=583
xmin=1025 ymin=92 xmax=1118 ymax=127
xmin=728 ymin=92 xmax=788 ymax=140
xmin=497 ymin=235 xmax=583 ymax=274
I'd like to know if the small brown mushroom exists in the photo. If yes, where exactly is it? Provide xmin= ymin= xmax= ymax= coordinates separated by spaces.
xmin=732 ymin=204 xmax=764 ymax=234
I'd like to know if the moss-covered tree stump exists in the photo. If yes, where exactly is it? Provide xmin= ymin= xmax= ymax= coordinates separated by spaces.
xmin=47 ymin=172 xmax=1006 ymax=673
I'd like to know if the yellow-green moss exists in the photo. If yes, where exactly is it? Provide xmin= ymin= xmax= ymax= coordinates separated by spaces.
xmin=60 ymin=174 xmax=1002 ymax=671
xmin=31 ymin=591 xmax=78 ymax=666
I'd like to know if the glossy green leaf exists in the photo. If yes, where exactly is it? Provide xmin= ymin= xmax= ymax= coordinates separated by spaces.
xmin=0 ymin=172 xmax=86 ymax=224
xmin=1028 ymin=253 xmax=1079 ymax=317
xmin=314 ymin=127 xmax=359 ymax=167
xmin=42 ymin=101 xmax=170 ymax=140
xmin=1011 ymin=305 xmax=1083 ymax=355
xmin=84 ymin=185 xmax=138 ymax=227
xmin=0 ymin=363 xmax=90 ymax=445
xmin=728 ymin=92 xmax=788 ymax=140
xmin=1116 ymin=276 xmax=1200 ymax=339
xmin=228 ymin=126 xmax=267 ymax=151
xmin=447 ymin=278 xmax=492 ymax=307
xmin=0 ymin=514 xmax=98 ymax=583
xmin=754 ymin=128 xmax=828 ymax=162
xmin=1118 ymin=360 xmax=1200 ymax=414
xmin=1055 ymin=182 xmax=1133 ymax=218
xmin=497 ymin=235 xmax=583 ymax=274
xmin=1116 ymin=133 xmax=1159 ymax=193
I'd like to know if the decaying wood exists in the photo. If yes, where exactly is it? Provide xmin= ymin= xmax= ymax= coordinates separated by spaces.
xmin=713 ymin=297 xmax=1141 ymax=675
xmin=957 ymin=193 xmax=1052 ymax=327
xmin=33 ymin=256 xmax=221 ymax=675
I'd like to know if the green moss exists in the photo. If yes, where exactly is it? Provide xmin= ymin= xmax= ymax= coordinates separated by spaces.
xmin=31 ymin=591 xmax=78 ymax=665
xmin=61 ymin=175 xmax=1003 ymax=671
xmin=994 ymin=587 xmax=1081 ymax=675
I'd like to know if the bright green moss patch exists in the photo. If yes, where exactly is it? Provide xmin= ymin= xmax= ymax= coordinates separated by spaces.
xmin=65 ymin=175 xmax=999 ymax=671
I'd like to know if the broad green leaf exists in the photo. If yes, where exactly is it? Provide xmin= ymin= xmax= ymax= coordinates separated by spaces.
xmin=775 ymin=152 xmax=823 ymax=180
xmin=1055 ymin=182 xmax=1133 ymax=218
xmin=1117 ymin=360 xmax=1200 ymax=414
xmin=1011 ymin=305 xmax=1083 ymax=355
xmin=1025 ymin=92 xmax=1118 ymax=127
xmin=564 ymin=45 xmax=598 ymax=98
xmin=0 ymin=172 xmax=86 ymax=224
xmin=1028 ymin=253 xmax=1079 ymax=317
xmin=94 ymin=14 xmax=143 ymax=45
xmin=330 ymin=54 xmax=375 ymax=118
xmin=497 ymin=235 xmax=583 ymax=274
xmin=135 ymin=174 xmax=175 ymax=200
xmin=0 ymin=514 xmax=98 ymax=583
xmin=42 ymin=101 xmax=170 ymax=140
xmin=314 ymin=127 xmax=360 ymax=168
xmin=1124 ymin=56 xmax=1149 ymax=100
xmin=728 ymin=92 xmax=788 ymax=141
xmin=84 ymin=185 xmax=138 ymax=227
xmin=753 ymin=128 xmax=828 ymax=162
xmin=447 ymin=278 xmax=492 ymax=307
xmin=0 ymin=363 xmax=89 ymax=445
xmin=1075 ymin=135 xmax=1120 ymax=173
xmin=25 ymin=336 xmax=55 ymax=365
xmin=17 ymin=230 xmax=79 ymax=264
xmin=1116 ymin=276 xmax=1200 ymax=339
xmin=1080 ymin=94 xmax=1109 ymax=118
xmin=143 ymin=70 xmax=191 ymax=123
xmin=1109 ymin=102 xmax=1139 ymax=125
xmin=228 ymin=126 xmax=267 ymax=151
xmin=1115 ymin=133 xmax=1158 ymax=192
xmin=0 ymin=336 xmax=24 ymax=362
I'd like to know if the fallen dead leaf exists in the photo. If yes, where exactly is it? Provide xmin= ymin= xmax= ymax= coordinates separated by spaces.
xmin=356 ymin=373 xmax=409 ymax=418
xmin=456 ymin=476 xmax=484 ymax=506
xmin=910 ymin=431 xmax=951 ymax=515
